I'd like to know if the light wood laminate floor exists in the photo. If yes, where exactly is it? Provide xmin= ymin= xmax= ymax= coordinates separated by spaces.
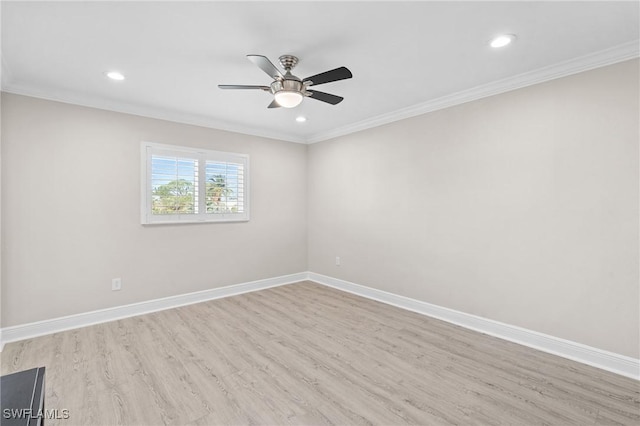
xmin=2 ymin=281 xmax=639 ymax=425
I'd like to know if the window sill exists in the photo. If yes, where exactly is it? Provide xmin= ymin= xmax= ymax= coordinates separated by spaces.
xmin=142 ymin=218 xmax=250 ymax=226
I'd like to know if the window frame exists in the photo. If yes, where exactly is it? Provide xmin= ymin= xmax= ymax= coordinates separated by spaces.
xmin=141 ymin=141 xmax=250 ymax=225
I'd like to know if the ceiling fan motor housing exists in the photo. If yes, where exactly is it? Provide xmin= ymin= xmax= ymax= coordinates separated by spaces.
xmin=270 ymin=78 xmax=303 ymax=95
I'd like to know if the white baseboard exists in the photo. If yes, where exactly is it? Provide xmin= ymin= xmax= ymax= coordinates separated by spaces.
xmin=307 ymin=272 xmax=640 ymax=381
xmin=3 ymin=271 xmax=638 ymax=381
xmin=0 ymin=272 xmax=307 ymax=351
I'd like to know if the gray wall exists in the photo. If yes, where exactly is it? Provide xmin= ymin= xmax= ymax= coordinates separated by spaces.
xmin=1 ymin=93 xmax=307 ymax=327
xmin=308 ymin=59 xmax=639 ymax=358
xmin=2 ymin=59 xmax=638 ymax=359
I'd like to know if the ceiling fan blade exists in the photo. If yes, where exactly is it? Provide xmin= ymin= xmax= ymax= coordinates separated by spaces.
xmin=267 ymin=99 xmax=281 ymax=108
xmin=303 ymin=67 xmax=352 ymax=86
xmin=218 ymin=85 xmax=269 ymax=90
xmin=247 ymin=55 xmax=283 ymax=80
xmin=308 ymin=90 xmax=344 ymax=105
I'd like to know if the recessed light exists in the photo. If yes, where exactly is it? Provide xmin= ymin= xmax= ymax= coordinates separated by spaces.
xmin=490 ymin=34 xmax=516 ymax=48
xmin=105 ymin=71 xmax=125 ymax=81
xmin=296 ymin=116 xmax=307 ymax=123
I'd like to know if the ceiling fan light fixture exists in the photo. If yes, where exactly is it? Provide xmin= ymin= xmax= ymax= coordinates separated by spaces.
xmin=274 ymin=90 xmax=303 ymax=108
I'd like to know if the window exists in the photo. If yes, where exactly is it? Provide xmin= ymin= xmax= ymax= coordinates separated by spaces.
xmin=141 ymin=142 xmax=249 ymax=224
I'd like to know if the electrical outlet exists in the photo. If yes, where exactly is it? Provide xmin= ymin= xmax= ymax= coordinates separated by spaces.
xmin=112 ymin=278 xmax=122 ymax=291
xmin=336 ymin=256 xmax=341 ymax=266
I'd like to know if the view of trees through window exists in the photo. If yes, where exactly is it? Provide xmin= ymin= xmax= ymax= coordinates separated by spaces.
xmin=152 ymin=178 xmax=196 ymax=214
xmin=151 ymin=156 xmax=243 ymax=215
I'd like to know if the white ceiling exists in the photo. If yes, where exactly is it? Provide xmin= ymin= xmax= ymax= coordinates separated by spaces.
xmin=2 ymin=1 xmax=638 ymax=143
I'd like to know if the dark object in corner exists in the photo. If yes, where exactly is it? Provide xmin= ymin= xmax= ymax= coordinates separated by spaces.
xmin=1 ymin=367 xmax=45 ymax=426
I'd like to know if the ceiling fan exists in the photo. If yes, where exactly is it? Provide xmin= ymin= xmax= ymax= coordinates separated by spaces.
xmin=219 ymin=54 xmax=352 ymax=109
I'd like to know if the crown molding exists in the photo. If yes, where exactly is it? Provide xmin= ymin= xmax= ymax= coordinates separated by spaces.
xmin=2 ymin=41 xmax=638 ymax=145
xmin=306 ymin=40 xmax=640 ymax=144
xmin=1 ymin=83 xmax=307 ymax=144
